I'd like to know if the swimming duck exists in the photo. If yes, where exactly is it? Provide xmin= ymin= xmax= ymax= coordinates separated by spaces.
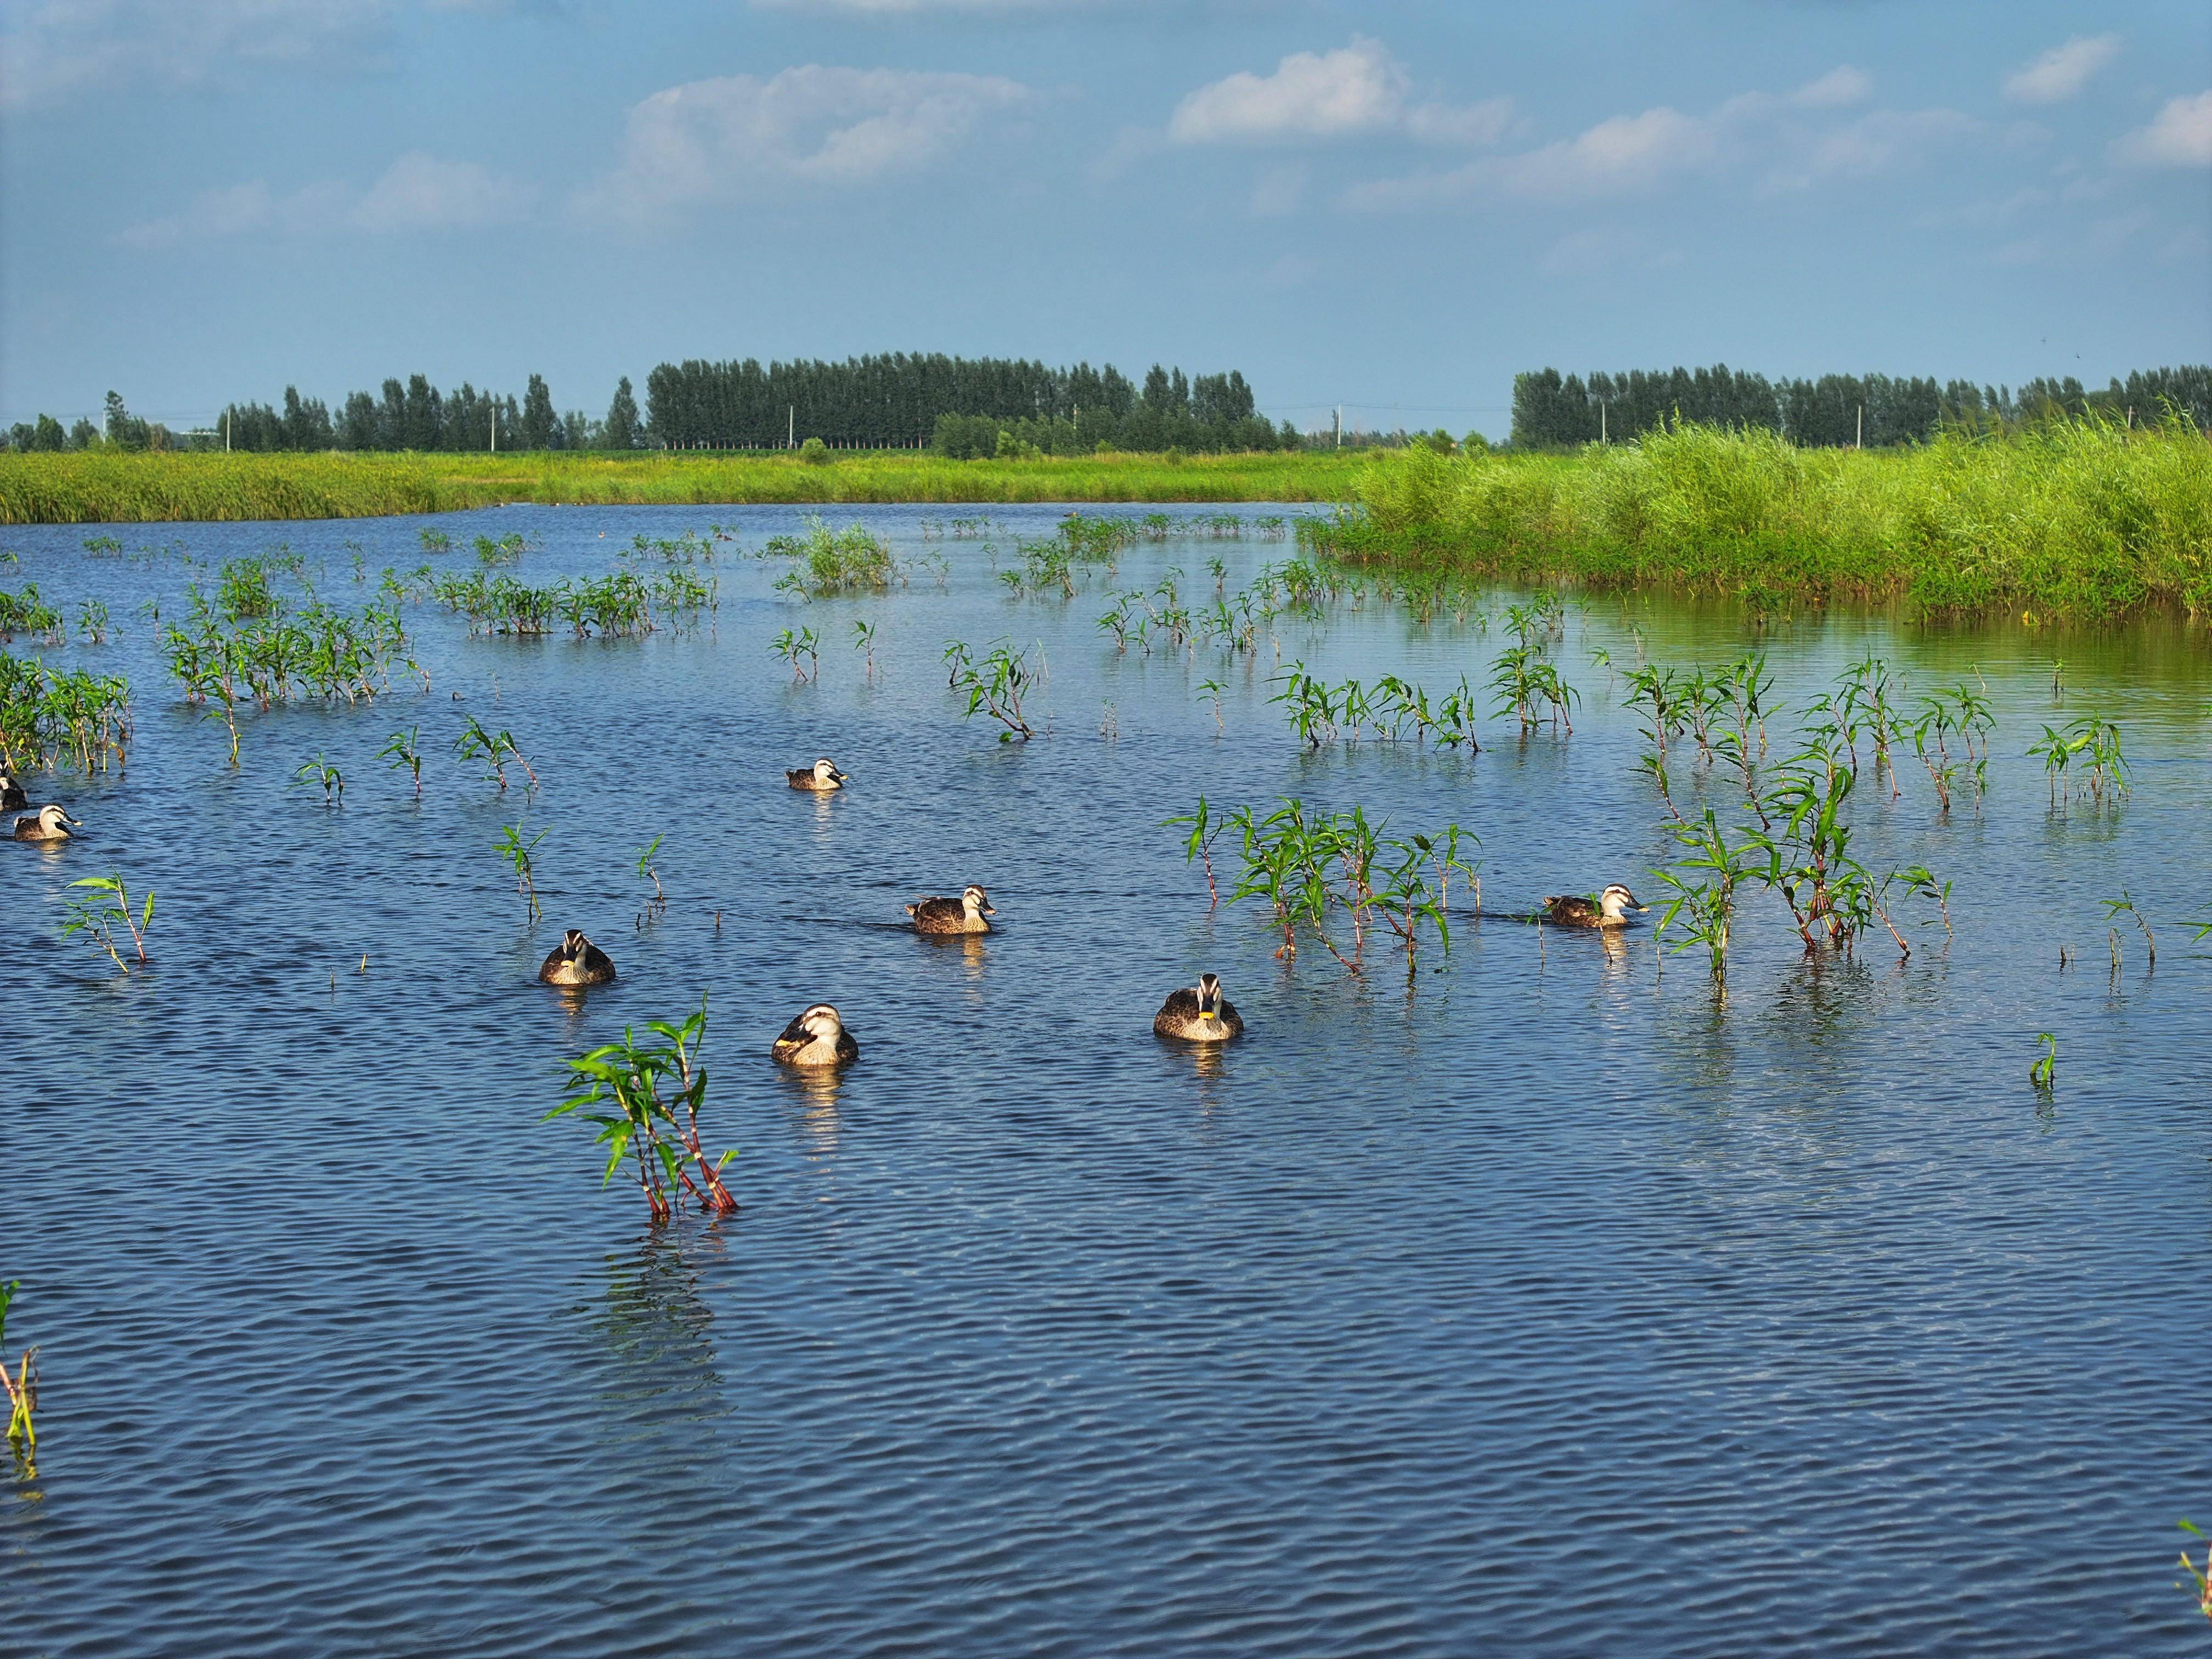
xmin=538 ymin=928 xmax=616 ymax=986
xmin=13 ymin=804 xmax=78 ymax=843
xmin=906 ymin=883 xmax=995 ymax=935
xmin=1154 ymin=972 xmax=1245 ymax=1042
xmin=0 ymin=773 xmax=25 ymax=811
xmin=1543 ymin=884 xmax=1647 ymax=927
xmin=771 ymin=1003 xmax=859 ymax=1068
xmin=787 ymin=757 xmax=849 ymax=791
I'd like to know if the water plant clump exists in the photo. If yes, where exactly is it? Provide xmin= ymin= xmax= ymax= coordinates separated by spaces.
xmin=1269 ymin=664 xmax=1480 ymax=750
xmin=1210 ymin=797 xmax=1479 ymax=975
xmin=0 ymin=584 xmax=63 ymax=642
xmin=495 ymin=821 xmax=548 ymax=921
xmin=944 ymin=637 xmax=1040 ymax=741
xmin=0 ymin=652 xmax=133 ymax=772
xmin=764 ymin=517 xmax=894 ymax=596
xmin=772 ymin=625 xmax=820 ymax=683
xmin=59 ymin=871 xmax=155 ymax=972
xmin=379 ymin=725 xmax=424 ymax=795
xmin=292 ymin=752 xmax=345 ymax=805
xmin=2029 ymin=713 xmax=2130 ymax=806
xmin=546 ymin=997 xmax=737 ymax=1222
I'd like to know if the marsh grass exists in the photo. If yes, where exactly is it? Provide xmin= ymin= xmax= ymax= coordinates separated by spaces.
xmin=548 ymin=997 xmax=736 ymax=1223
xmin=944 ymin=637 xmax=1039 ymax=741
xmin=0 ymin=653 xmax=132 ymax=771
xmin=0 ymin=450 xmax=1364 ymax=524
xmin=1313 ymin=416 xmax=2212 ymax=620
xmin=59 ymin=871 xmax=154 ymax=971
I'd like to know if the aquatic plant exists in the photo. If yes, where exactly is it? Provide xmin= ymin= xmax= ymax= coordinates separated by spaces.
xmin=0 ymin=653 xmax=133 ymax=772
xmin=378 ymin=725 xmax=423 ymax=795
xmin=852 ymin=619 xmax=878 ymax=680
xmin=943 ymin=637 xmax=1038 ymax=742
xmin=1908 ymin=684 xmax=1994 ymax=812
xmin=1197 ymin=677 xmax=1225 ymax=735
xmin=457 ymin=715 xmax=537 ymax=792
xmin=59 ymin=871 xmax=155 ymax=971
xmin=2100 ymin=890 xmax=2154 ymax=969
xmin=292 ymin=752 xmax=344 ymax=805
xmin=474 ymin=532 xmax=527 ymax=567
xmin=0 ymin=585 xmax=61 ymax=643
xmin=1269 ymin=665 xmax=1481 ymax=750
xmin=547 ymin=996 xmax=737 ymax=1223
xmin=76 ymin=598 xmax=110 ymax=644
xmin=2181 ymin=1521 xmax=2212 ymax=1624
xmin=2030 ymin=1032 xmax=2058 ymax=1093
xmin=0 ymin=1280 xmax=35 ymax=1468
xmin=2029 ymin=713 xmax=2129 ymax=806
xmin=419 ymin=528 xmax=452 ymax=553
xmin=764 ymin=516 xmax=893 ymax=596
xmin=495 ymin=821 xmax=548 ymax=922
xmin=1652 ymin=810 xmax=1744 ymax=989
xmin=1217 ymin=797 xmax=1477 ymax=973
xmin=772 ymin=625 xmax=820 ymax=683
xmin=1489 ymin=643 xmax=1577 ymax=734
xmin=1165 ymin=795 xmax=1223 ymax=908
xmin=637 ymin=834 xmax=667 ymax=909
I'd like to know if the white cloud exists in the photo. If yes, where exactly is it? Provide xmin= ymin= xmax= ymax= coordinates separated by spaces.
xmin=1344 ymin=75 xmax=1980 ymax=212
xmin=2003 ymin=35 xmax=2121 ymax=104
xmin=351 ymin=152 xmax=532 ymax=230
xmin=1793 ymin=65 xmax=1871 ymax=109
xmin=116 ymin=153 xmax=527 ymax=246
xmin=1169 ymin=37 xmax=1509 ymax=147
xmin=2116 ymin=91 xmax=2212 ymax=167
xmin=575 ymin=65 xmax=1030 ymax=219
xmin=0 ymin=0 xmax=397 ymax=109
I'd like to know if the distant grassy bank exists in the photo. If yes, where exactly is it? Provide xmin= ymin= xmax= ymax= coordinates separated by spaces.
xmin=1312 ymin=419 xmax=2212 ymax=619
xmin=0 ymin=448 xmax=1365 ymax=524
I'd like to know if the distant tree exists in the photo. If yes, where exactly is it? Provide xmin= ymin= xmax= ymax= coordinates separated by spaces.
xmin=603 ymin=376 xmax=640 ymax=450
xmin=336 ymin=391 xmax=380 ymax=450
xmin=103 ymin=390 xmax=151 ymax=451
xmin=520 ymin=373 xmax=557 ymax=450
xmin=68 ymin=417 xmax=98 ymax=449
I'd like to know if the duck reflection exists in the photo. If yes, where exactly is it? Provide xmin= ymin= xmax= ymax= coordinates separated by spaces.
xmin=775 ymin=1060 xmax=847 ymax=1154
xmin=584 ymin=1231 xmax=729 ymax=1419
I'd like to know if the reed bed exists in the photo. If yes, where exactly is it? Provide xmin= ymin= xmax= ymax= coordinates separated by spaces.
xmin=0 ymin=450 xmax=1367 ymax=524
xmin=1312 ymin=417 xmax=2212 ymax=620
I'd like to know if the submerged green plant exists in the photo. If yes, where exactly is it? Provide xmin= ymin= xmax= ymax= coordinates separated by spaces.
xmin=546 ymin=996 xmax=736 ymax=1223
xmin=2029 ymin=1032 xmax=2058 ymax=1093
xmin=377 ymin=725 xmax=423 ymax=796
xmin=59 ymin=870 xmax=155 ymax=970
xmin=944 ymin=637 xmax=1039 ymax=741
xmin=457 ymin=715 xmax=537 ymax=792
xmin=0 ymin=1280 xmax=35 ymax=1467
xmin=292 ymin=752 xmax=344 ymax=805
xmin=495 ymin=822 xmax=549 ymax=922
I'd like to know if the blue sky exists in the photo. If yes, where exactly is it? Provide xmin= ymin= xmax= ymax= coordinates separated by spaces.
xmin=2 ymin=0 xmax=2207 ymax=439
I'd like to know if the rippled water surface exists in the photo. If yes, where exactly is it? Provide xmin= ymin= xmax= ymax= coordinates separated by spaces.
xmin=4 ymin=504 xmax=2211 ymax=1656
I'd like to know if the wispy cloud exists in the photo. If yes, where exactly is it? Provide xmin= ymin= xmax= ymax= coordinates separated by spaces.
xmin=1343 ymin=71 xmax=1975 ymax=210
xmin=2115 ymin=91 xmax=2212 ymax=167
xmin=1169 ymin=37 xmax=1510 ymax=147
xmin=574 ymin=65 xmax=1031 ymax=220
xmin=2002 ymin=35 xmax=2120 ymax=105
xmin=0 ymin=0 xmax=397 ymax=109
xmin=117 ymin=153 xmax=531 ymax=246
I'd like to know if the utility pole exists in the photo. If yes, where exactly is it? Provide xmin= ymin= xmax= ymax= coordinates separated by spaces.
xmin=1334 ymin=405 xmax=1341 ymax=448
xmin=788 ymin=405 xmax=794 ymax=449
xmin=1600 ymin=402 xmax=1607 ymax=444
xmin=490 ymin=405 xmax=496 ymax=453
xmin=224 ymin=410 xmax=230 ymax=453
xmin=1855 ymin=404 xmax=1863 ymax=449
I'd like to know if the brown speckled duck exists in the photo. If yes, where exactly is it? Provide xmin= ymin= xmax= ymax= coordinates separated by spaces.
xmin=906 ymin=883 xmax=995 ymax=935
xmin=1153 ymin=972 xmax=1244 ymax=1042
xmin=771 ymin=1003 xmax=859 ymax=1068
xmin=1543 ymin=884 xmax=1646 ymax=927
xmin=0 ymin=772 xmax=26 ymax=812
xmin=13 ymin=804 xmax=78 ymax=844
xmin=787 ymin=757 xmax=849 ymax=791
xmin=538 ymin=928 xmax=616 ymax=986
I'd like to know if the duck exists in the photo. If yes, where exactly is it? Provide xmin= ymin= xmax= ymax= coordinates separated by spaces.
xmin=771 ymin=1003 xmax=859 ymax=1068
xmin=0 ymin=773 xmax=25 ymax=811
xmin=13 ymin=804 xmax=78 ymax=843
xmin=1543 ymin=883 xmax=1647 ymax=928
xmin=906 ymin=883 xmax=995 ymax=934
xmin=787 ymin=757 xmax=849 ymax=791
xmin=538 ymin=928 xmax=616 ymax=986
xmin=1154 ymin=972 xmax=1245 ymax=1042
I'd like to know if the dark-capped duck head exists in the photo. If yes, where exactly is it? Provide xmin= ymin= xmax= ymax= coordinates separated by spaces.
xmin=813 ymin=757 xmax=849 ymax=786
xmin=962 ymin=883 xmax=995 ymax=919
xmin=1600 ymin=883 xmax=1646 ymax=922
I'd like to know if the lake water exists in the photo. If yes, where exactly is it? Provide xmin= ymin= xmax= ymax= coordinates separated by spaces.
xmin=3 ymin=504 xmax=2209 ymax=1656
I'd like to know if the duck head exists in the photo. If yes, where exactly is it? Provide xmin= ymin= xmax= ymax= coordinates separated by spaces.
xmin=36 ymin=804 xmax=78 ymax=838
xmin=962 ymin=883 xmax=996 ymax=918
xmin=814 ymin=757 xmax=848 ymax=786
xmin=1197 ymin=972 xmax=1227 ymax=1023
xmin=560 ymin=928 xmax=592 ymax=962
xmin=797 ymin=1003 xmax=844 ymax=1042
xmin=1600 ymin=883 xmax=1646 ymax=921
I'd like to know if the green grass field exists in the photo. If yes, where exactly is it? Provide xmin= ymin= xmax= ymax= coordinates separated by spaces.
xmin=0 ymin=448 xmax=1365 ymax=525
xmin=1315 ymin=418 xmax=2212 ymax=620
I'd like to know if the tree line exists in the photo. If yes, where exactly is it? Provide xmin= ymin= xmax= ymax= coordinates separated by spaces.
xmin=647 ymin=354 xmax=1290 ymax=454
xmin=1510 ymin=364 xmax=2212 ymax=448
